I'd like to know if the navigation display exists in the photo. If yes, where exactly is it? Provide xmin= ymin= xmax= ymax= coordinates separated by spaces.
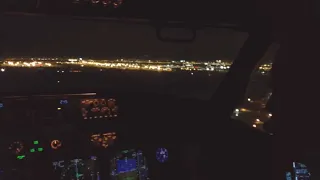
xmin=110 ymin=149 xmax=149 ymax=180
xmin=80 ymin=98 xmax=118 ymax=119
xmin=52 ymin=156 xmax=100 ymax=180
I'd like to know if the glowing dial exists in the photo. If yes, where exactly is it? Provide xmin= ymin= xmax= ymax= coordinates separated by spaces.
xmin=9 ymin=141 xmax=24 ymax=155
xmin=156 ymin=148 xmax=168 ymax=163
xmin=51 ymin=140 xmax=62 ymax=150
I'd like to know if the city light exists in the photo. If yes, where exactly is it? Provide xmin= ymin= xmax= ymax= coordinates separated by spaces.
xmin=0 ymin=58 xmax=271 ymax=74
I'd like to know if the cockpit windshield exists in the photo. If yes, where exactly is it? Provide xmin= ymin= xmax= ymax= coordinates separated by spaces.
xmin=0 ymin=13 xmax=279 ymax=128
xmin=1 ymin=15 xmax=270 ymax=96
xmin=1 ymin=1 xmax=319 ymax=179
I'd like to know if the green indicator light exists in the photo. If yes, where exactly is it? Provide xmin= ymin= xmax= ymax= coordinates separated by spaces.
xmin=37 ymin=147 xmax=43 ymax=152
xmin=30 ymin=148 xmax=35 ymax=153
xmin=17 ymin=155 xmax=25 ymax=160
xmin=33 ymin=141 xmax=39 ymax=145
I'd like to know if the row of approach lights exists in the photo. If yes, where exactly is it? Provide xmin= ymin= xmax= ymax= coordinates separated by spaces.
xmin=74 ymin=0 xmax=123 ymax=8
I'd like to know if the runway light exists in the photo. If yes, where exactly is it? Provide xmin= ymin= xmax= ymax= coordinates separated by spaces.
xmin=252 ymin=124 xmax=257 ymax=128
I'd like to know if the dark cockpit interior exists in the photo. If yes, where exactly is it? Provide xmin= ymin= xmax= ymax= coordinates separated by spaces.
xmin=0 ymin=0 xmax=318 ymax=180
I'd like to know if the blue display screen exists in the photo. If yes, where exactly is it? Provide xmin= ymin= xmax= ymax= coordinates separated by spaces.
xmin=116 ymin=159 xmax=137 ymax=173
xmin=110 ymin=149 xmax=149 ymax=180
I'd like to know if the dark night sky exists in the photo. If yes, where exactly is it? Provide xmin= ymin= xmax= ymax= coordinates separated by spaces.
xmin=1 ymin=15 xmax=277 ymax=61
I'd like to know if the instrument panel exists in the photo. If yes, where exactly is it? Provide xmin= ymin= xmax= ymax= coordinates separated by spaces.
xmin=0 ymin=93 xmax=278 ymax=180
xmin=0 ymin=94 xmax=174 ymax=180
xmin=0 ymin=95 xmax=119 ymax=126
xmin=1 ymin=134 xmax=171 ymax=180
